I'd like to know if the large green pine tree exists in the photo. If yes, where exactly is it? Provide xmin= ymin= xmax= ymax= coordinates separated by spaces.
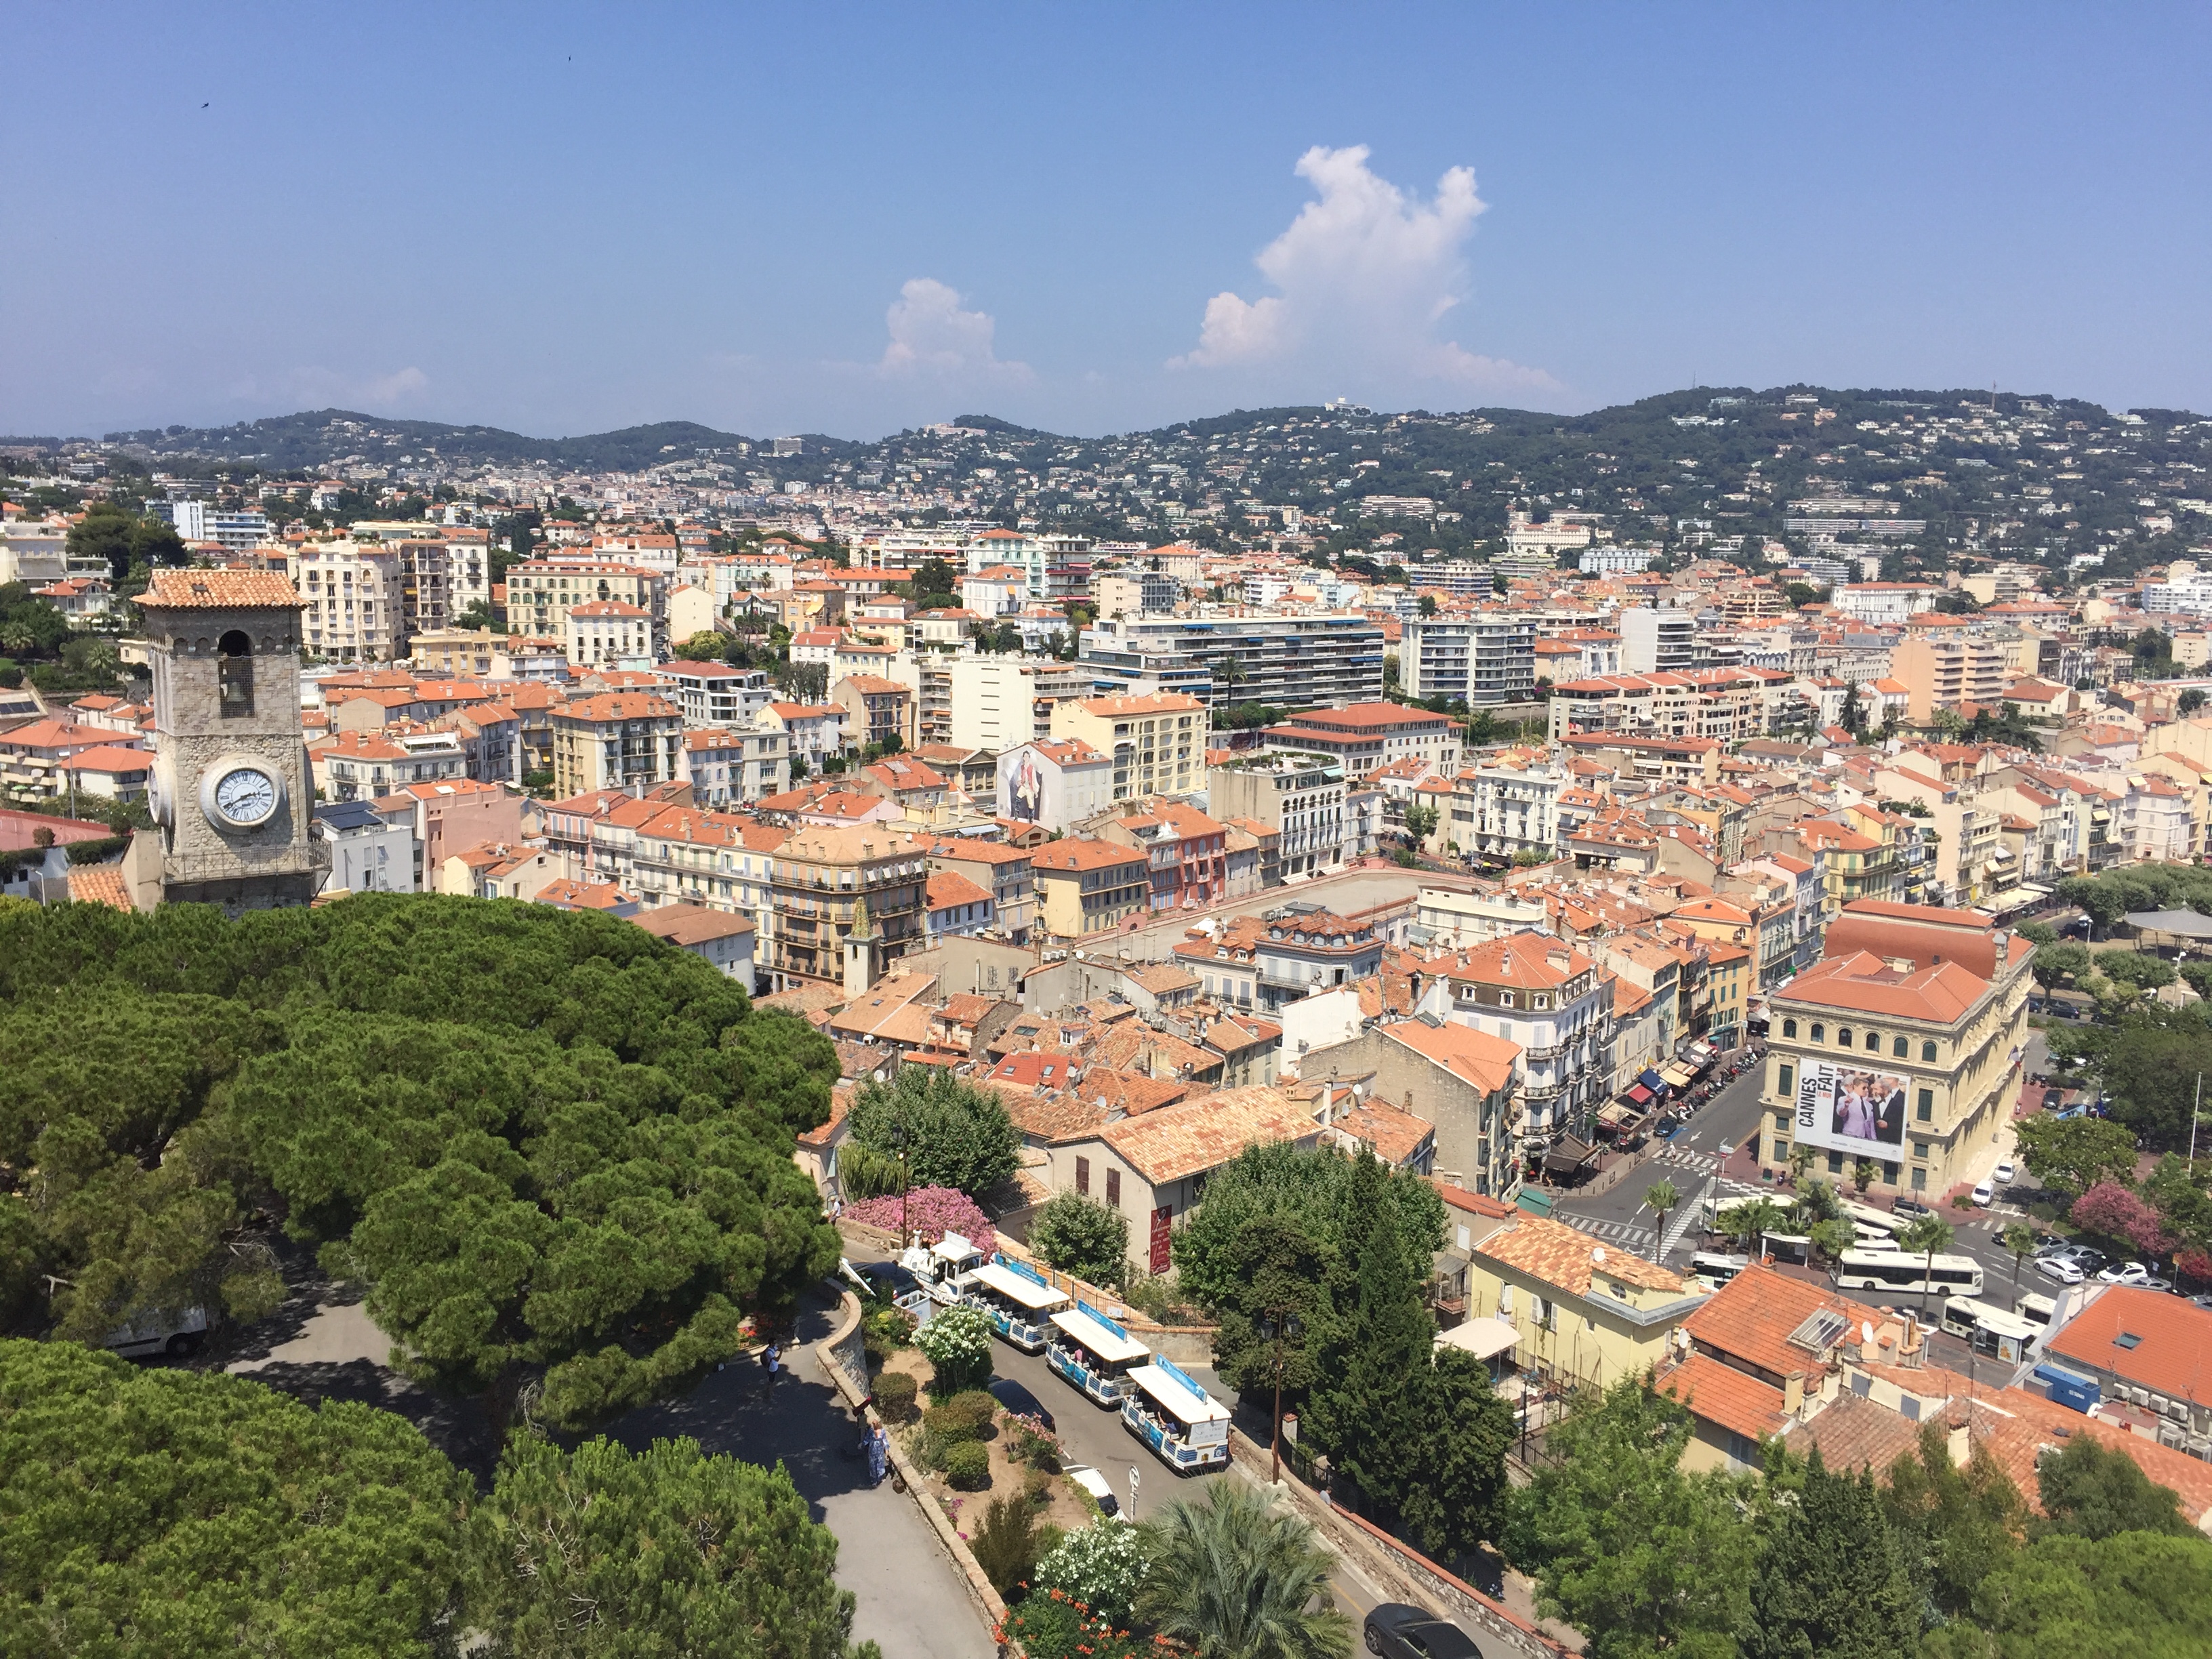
xmin=1319 ymin=1202 xmax=1433 ymax=1519
xmin=1747 ymin=1451 xmax=1921 ymax=1659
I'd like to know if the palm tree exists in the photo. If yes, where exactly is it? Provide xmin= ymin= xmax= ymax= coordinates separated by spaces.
xmin=1728 ymin=1197 xmax=1791 ymax=1263
xmin=1896 ymin=1214 xmax=1957 ymax=1319
xmin=1136 ymin=1482 xmax=1351 ymax=1659
xmin=1642 ymin=1179 xmax=1680 ymax=1263
xmin=2001 ymin=1223 xmax=2038 ymax=1309
xmin=1807 ymin=1218 xmax=1854 ymax=1265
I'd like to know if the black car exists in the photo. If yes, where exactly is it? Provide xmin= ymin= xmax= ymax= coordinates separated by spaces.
xmin=2041 ymin=1088 xmax=2062 ymax=1111
xmin=1364 ymin=1603 xmax=1486 ymax=1659
xmin=987 ymin=1376 xmax=1055 ymax=1432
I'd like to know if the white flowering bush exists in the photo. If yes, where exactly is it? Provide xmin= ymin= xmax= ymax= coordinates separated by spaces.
xmin=1031 ymin=1518 xmax=1148 ymax=1624
xmin=914 ymin=1304 xmax=995 ymax=1394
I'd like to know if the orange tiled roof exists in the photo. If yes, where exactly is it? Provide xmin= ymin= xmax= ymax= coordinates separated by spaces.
xmin=1097 ymin=1085 xmax=1321 ymax=1185
xmin=2047 ymin=1286 xmax=2212 ymax=1407
xmin=1475 ymin=1213 xmax=1692 ymax=1298
xmin=1661 ymin=1351 xmax=1792 ymax=1441
xmin=139 ymin=569 xmax=302 ymax=608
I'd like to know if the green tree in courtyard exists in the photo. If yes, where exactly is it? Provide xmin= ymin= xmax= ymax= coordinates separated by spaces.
xmin=845 ymin=1064 xmax=1021 ymax=1199
xmin=1746 ymin=1449 xmax=1921 ymax=1659
xmin=1028 ymin=1189 xmax=1130 ymax=1286
xmin=1506 ymin=1374 xmax=1756 ymax=1659
xmin=466 ymin=1431 xmax=874 ymax=1659
xmin=2035 ymin=1433 xmax=2194 ymax=1540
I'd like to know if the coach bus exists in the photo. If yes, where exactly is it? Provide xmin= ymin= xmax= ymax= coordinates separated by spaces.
xmin=1834 ymin=1249 xmax=1984 ymax=1298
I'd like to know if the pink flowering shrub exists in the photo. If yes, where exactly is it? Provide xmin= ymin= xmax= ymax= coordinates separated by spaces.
xmin=2069 ymin=1182 xmax=2171 ymax=1255
xmin=845 ymin=1185 xmax=995 ymax=1255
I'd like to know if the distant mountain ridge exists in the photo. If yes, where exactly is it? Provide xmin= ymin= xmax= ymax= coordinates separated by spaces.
xmin=77 ymin=409 xmax=863 ymax=474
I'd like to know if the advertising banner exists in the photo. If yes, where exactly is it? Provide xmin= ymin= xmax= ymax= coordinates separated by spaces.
xmin=1793 ymin=1059 xmax=1908 ymax=1160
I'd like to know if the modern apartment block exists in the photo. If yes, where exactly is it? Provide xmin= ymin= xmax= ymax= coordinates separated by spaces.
xmin=1618 ymin=606 xmax=1698 ymax=675
xmin=549 ymin=691 xmax=684 ymax=796
xmin=1081 ymin=613 xmax=1385 ymax=709
xmin=1892 ymin=634 xmax=2013 ymax=723
xmin=289 ymin=541 xmax=407 ymax=662
xmin=1208 ymin=751 xmax=1349 ymax=876
xmin=1401 ymin=614 xmax=1537 ymax=705
xmin=949 ymin=656 xmax=1094 ymax=752
xmin=1261 ymin=701 xmax=1460 ymax=778
xmin=1049 ymin=693 xmax=1205 ymax=803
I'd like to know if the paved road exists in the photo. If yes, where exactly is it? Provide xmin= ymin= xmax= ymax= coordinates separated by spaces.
xmin=229 ymin=1289 xmax=994 ymax=1659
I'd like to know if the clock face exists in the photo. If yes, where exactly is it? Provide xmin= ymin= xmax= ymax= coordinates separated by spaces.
xmin=210 ymin=765 xmax=279 ymax=827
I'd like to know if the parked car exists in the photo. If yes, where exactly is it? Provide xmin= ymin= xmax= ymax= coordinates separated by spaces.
xmin=2062 ymin=1246 xmax=2109 ymax=1275
xmin=1063 ymin=1465 xmax=1120 ymax=1518
xmin=1364 ymin=1603 xmax=1488 ymax=1659
xmin=1892 ymin=1198 xmax=1933 ymax=1221
xmin=2097 ymin=1262 xmax=2173 ymax=1290
xmin=2036 ymin=1256 xmax=2085 ymax=1286
xmin=987 ymin=1377 xmax=1055 ymax=1432
xmin=1993 ymin=1160 xmax=2017 ymax=1185
xmin=2041 ymin=1088 xmax=2062 ymax=1111
xmin=1971 ymin=1181 xmax=1994 ymax=1208
xmin=102 ymin=1306 xmax=207 ymax=1359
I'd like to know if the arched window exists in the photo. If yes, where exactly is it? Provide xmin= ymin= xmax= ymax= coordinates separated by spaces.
xmin=1921 ymin=1041 xmax=1938 ymax=1062
xmin=217 ymin=630 xmax=254 ymax=718
xmin=1893 ymin=1036 xmax=1909 ymax=1059
xmin=1837 ymin=1027 xmax=1853 ymax=1048
xmin=1782 ymin=1019 xmax=1798 ymax=1038
xmin=1866 ymin=1031 xmax=1881 ymax=1052
xmin=1810 ymin=1023 xmax=1826 ymax=1043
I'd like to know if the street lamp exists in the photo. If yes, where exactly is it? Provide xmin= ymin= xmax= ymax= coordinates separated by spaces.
xmin=886 ymin=1120 xmax=910 ymax=1249
xmin=1258 ymin=1309 xmax=1302 ymax=1486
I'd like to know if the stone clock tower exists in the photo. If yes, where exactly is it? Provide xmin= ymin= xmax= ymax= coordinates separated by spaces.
xmin=122 ymin=569 xmax=321 ymax=913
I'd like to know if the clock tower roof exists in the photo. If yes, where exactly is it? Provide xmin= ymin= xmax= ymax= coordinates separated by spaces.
xmin=138 ymin=570 xmax=304 ymax=611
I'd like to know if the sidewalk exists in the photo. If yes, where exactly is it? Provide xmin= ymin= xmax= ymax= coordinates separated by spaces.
xmin=608 ymin=1292 xmax=995 ymax=1659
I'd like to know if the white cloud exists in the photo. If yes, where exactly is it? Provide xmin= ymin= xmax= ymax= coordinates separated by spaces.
xmin=878 ymin=279 xmax=1031 ymax=382
xmin=1173 ymin=145 xmax=1556 ymax=392
xmin=235 ymin=363 xmax=432 ymax=411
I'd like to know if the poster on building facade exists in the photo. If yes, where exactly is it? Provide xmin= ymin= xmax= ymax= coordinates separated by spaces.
xmin=1793 ymin=1059 xmax=1907 ymax=1160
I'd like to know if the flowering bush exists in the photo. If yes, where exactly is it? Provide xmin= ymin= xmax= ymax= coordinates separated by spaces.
xmin=2177 ymin=1247 xmax=2212 ymax=1284
xmin=914 ymin=1303 xmax=996 ymax=1395
xmin=2070 ymin=1181 xmax=2172 ymax=1254
xmin=1032 ymin=1519 xmax=1149 ymax=1626
xmin=844 ymin=1185 xmax=996 ymax=1255
xmin=997 ymin=1588 xmax=1153 ymax=1659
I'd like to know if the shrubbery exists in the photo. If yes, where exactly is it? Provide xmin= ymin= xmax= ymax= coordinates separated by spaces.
xmin=915 ymin=1303 xmax=996 ymax=1395
xmin=943 ymin=1441 xmax=991 ymax=1490
xmin=872 ymin=1371 xmax=918 ymax=1423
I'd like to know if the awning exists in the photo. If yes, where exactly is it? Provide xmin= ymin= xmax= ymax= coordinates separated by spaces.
xmin=2124 ymin=909 xmax=2212 ymax=941
xmin=1624 ymin=1084 xmax=1654 ymax=1105
xmin=1599 ymin=1101 xmax=1642 ymax=1126
xmin=1542 ymin=1134 xmax=1596 ymax=1174
xmin=1659 ymin=1062 xmax=1698 ymax=1088
xmin=1639 ymin=1067 xmax=1665 ymax=1091
xmin=1435 ymin=1317 xmax=1519 ymax=1362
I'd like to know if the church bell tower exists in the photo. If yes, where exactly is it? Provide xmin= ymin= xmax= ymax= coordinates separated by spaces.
xmin=125 ymin=569 xmax=320 ymax=913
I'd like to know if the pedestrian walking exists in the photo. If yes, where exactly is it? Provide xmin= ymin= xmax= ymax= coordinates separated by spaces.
xmin=867 ymin=1422 xmax=889 ymax=1487
xmin=761 ymin=1340 xmax=782 ymax=1393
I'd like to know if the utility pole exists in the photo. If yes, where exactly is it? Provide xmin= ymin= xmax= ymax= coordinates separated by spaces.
xmin=2191 ymin=1073 xmax=2203 ymax=1174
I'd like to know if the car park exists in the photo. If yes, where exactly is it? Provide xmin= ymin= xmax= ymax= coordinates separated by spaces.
xmin=1364 ymin=1603 xmax=1487 ymax=1659
xmin=2036 ymin=1256 xmax=2085 ymax=1286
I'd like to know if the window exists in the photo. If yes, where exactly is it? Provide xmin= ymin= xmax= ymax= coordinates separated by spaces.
xmin=1892 ymin=1036 xmax=1908 ymax=1059
xmin=1917 ymin=1089 xmax=1934 ymax=1121
xmin=1498 ymin=1284 xmax=1515 ymax=1315
xmin=1827 ymin=1152 xmax=1844 ymax=1174
xmin=1911 ymin=1166 xmax=1926 ymax=1190
xmin=1921 ymin=1041 xmax=1938 ymax=1062
xmin=1864 ymin=1031 xmax=1881 ymax=1052
xmin=1105 ymin=1168 xmax=1121 ymax=1208
xmin=1778 ymin=1063 xmax=1795 ymax=1096
xmin=1075 ymin=1156 xmax=1090 ymax=1196
xmin=1811 ymin=1023 xmax=1826 ymax=1043
xmin=217 ymin=631 xmax=255 ymax=718
xmin=1782 ymin=1019 xmax=1798 ymax=1038
xmin=1838 ymin=1027 xmax=1853 ymax=1047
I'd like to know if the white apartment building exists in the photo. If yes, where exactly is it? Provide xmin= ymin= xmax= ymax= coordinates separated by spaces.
xmin=566 ymin=600 xmax=655 ymax=670
xmin=679 ymin=726 xmax=790 ymax=808
xmin=1835 ymin=583 xmax=1942 ymax=626
xmin=1618 ymin=607 xmax=1698 ymax=675
xmin=1401 ymin=613 xmax=1537 ymax=705
xmin=291 ymin=541 xmax=407 ymax=662
xmin=948 ymin=655 xmax=1086 ymax=752
xmin=1430 ymin=756 xmax=1566 ymax=861
xmin=1082 ymin=613 xmax=1385 ymax=710
xmin=1208 ymin=752 xmax=1349 ymax=876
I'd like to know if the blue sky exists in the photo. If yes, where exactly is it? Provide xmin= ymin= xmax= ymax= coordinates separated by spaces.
xmin=6 ymin=3 xmax=2208 ymax=441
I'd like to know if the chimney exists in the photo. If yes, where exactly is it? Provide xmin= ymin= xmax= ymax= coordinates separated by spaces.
xmin=1946 ymin=1422 xmax=1971 ymax=1467
xmin=1783 ymin=1371 xmax=1805 ymax=1417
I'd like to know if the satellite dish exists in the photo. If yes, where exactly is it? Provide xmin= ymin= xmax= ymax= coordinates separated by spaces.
xmin=1593 ymin=1247 xmax=1606 ymax=1263
xmin=1861 ymin=1320 xmax=1875 ymax=1345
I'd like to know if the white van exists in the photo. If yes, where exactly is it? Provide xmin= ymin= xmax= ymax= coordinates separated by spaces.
xmin=102 ymin=1306 xmax=208 ymax=1359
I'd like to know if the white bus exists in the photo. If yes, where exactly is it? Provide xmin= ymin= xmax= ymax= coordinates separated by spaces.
xmin=1840 ymin=1200 xmax=1899 ymax=1238
xmin=2014 ymin=1292 xmax=2058 ymax=1328
xmin=1690 ymin=1252 xmax=1751 ymax=1290
xmin=1835 ymin=1249 xmax=1984 ymax=1298
xmin=1942 ymin=1296 xmax=2041 ymax=1363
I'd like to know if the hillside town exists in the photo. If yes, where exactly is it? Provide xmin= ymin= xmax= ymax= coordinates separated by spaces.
xmin=5 ymin=392 xmax=2212 ymax=1658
